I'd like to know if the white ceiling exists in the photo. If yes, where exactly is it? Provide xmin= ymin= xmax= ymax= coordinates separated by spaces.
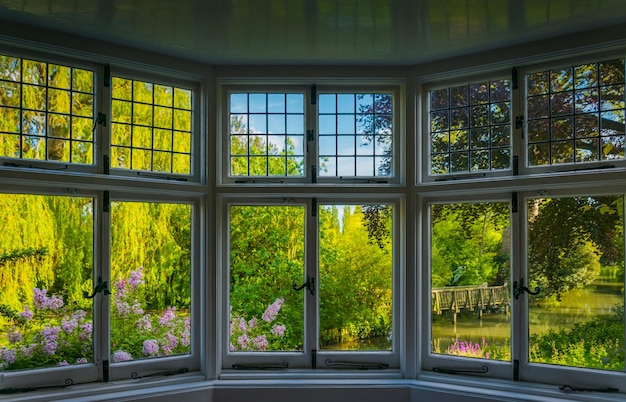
xmin=1 ymin=0 xmax=626 ymax=66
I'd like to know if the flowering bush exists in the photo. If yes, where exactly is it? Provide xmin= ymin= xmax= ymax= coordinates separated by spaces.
xmin=0 ymin=267 xmax=191 ymax=370
xmin=229 ymin=298 xmax=288 ymax=351
xmin=0 ymin=290 xmax=93 ymax=370
xmin=110 ymin=267 xmax=190 ymax=361
xmin=446 ymin=338 xmax=491 ymax=359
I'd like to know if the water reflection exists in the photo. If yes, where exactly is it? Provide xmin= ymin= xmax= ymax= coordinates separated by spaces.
xmin=432 ymin=280 xmax=624 ymax=357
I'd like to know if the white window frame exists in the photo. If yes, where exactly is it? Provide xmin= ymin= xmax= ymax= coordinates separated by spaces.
xmin=420 ymin=192 xmax=517 ymax=381
xmin=0 ymin=45 xmax=104 ymax=175
xmin=219 ymin=195 xmax=402 ymax=373
xmin=420 ymin=70 xmax=517 ymax=183
xmin=419 ymin=51 xmax=626 ymax=390
xmin=517 ymin=53 xmax=626 ymax=176
xmin=0 ymin=45 xmax=205 ymax=392
xmin=107 ymin=67 xmax=203 ymax=182
xmin=219 ymin=81 xmax=403 ymax=186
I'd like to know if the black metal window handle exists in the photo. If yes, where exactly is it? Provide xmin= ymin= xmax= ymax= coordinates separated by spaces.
xmin=513 ymin=277 xmax=540 ymax=299
xmin=83 ymin=276 xmax=111 ymax=299
xmin=292 ymin=276 xmax=315 ymax=296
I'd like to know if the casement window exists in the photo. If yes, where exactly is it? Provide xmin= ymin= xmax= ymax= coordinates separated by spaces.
xmin=427 ymin=78 xmax=512 ymax=177
xmin=110 ymin=75 xmax=195 ymax=176
xmin=220 ymin=81 xmax=401 ymax=372
xmin=0 ymin=53 xmax=96 ymax=168
xmin=222 ymin=198 xmax=399 ymax=370
xmin=421 ymin=55 xmax=626 ymax=390
xmin=0 ymin=48 xmax=202 ymax=392
xmin=222 ymin=84 xmax=399 ymax=183
xmin=525 ymin=58 xmax=625 ymax=168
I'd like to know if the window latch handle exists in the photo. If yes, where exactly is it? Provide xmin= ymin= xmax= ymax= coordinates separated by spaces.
xmin=513 ymin=278 xmax=540 ymax=299
xmin=83 ymin=276 xmax=111 ymax=299
xmin=292 ymin=276 xmax=315 ymax=296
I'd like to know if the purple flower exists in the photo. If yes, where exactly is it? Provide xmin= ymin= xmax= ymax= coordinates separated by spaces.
xmin=128 ymin=267 xmax=144 ymax=289
xmin=76 ymin=357 xmax=88 ymax=364
xmin=112 ymin=350 xmax=132 ymax=362
xmin=19 ymin=305 xmax=33 ymax=320
xmin=262 ymin=298 xmax=284 ymax=323
xmin=270 ymin=324 xmax=286 ymax=337
xmin=0 ymin=348 xmax=17 ymax=364
xmin=161 ymin=333 xmax=178 ymax=355
xmin=253 ymin=335 xmax=268 ymax=351
xmin=33 ymin=288 xmax=64 ymax=311
xmin=159 ymin=306 xmax=177 ymax=326
xmin=136 ymin=314 xmax=152 ymax=331
xmin=248 ymin=317 xmax=257 ymax=329
xmin=229 ymin=342 xmax=236 ymax=352
xmin=7 ymin=328 xmax=22 ymax=344
xmin=58 ymin=360 xmax=69 ymax=366
xmin=237 ymin=334 xmax=249 ymax=349
xmin=142 ymin=339 xmax=159 ymax=356
xmin=79 ymin=323 xmax=92 ymax=341
xmin=238 ymin=317 xmax=247 ymax=332
xmin=62 ymin=317 xmax=78 ymax=333
xmin=20 ymin=344 xmax=35 ymax=358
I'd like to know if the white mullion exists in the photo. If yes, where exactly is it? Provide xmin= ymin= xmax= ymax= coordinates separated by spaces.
xmin=306 ymin=197 xmax=318 ymax=367
xmin=97 ymin=190 xmax=111 ymax=380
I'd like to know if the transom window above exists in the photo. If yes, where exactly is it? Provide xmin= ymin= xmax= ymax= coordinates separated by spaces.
xmin=318 ymin=92 xmax=393 ymax=178
xmin=111 ymin=77 xmax=193 ymax=175
xmin=526 ymin=59 xmax=626 ymax=166
xmin=229 ymin=92 xmax=305 ymax=177
xmin=0 ymin=53 xmax=95 ymax=164
xmin=428 ymin=80 xmax=511 ymax=176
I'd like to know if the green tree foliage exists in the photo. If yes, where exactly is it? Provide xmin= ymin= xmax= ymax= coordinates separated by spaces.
xmin=431 ymin=202 xmax=510 ymax=287
xmin=0 ymin=194 xmax=61 ymax=310
xmin=111 ymin=202 xmax=192 ymax=310
xmin=319 ymin=206 xmax=393 ymax=345
xmin=229 ymin=205 xmax=305 ymax=350
xmin=528 ymin=196 xmax=623 ymax=299
xmin=0 ymin=54 xmax=94 ymax=164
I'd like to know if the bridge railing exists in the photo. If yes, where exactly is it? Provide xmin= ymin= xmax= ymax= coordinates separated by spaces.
xmin=432 ymin=283 xmax=509 ymax=315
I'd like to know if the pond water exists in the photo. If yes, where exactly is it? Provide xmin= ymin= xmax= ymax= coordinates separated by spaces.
xmin=432 ymin=274 xmax=624 ymax=358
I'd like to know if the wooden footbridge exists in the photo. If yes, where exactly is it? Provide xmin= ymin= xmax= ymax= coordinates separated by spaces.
xmin=432 ymin=283 xmax=509 ymax=322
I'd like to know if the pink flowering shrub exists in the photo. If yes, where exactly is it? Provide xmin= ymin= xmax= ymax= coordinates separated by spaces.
xmin=0 ymin=289 xmax=93 ymax=369
xmin=0 ymin=267 xmax=191 ymax=370
xmin=110 ymin=267 xmax=190 ymax=362
xmin=230 ymin=298 xmax=288 ymax=351
xmin=446 ymin=338 xmax=491 ymax=359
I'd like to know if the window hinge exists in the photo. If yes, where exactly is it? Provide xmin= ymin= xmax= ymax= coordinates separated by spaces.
xmin=515 ymin=115 xmax=524 ymax=130
xmin=307 ymin=129 xmax=314 ymax=152
xmin=103 ymin=191 xmax=110 ymax=213
xmin=513 ymin=359 xmax=519 ymax=381
xmin=511 ymin=192 xmax=518 ymax=213
xmin=104 ymin=64 xmax=111 ymax=88
xmin=232 ymin=363 xmax=289 ymax=370
xmin=432 ymin=366 xmax=488 ymax=375
xmin=312 ymin=349 xmax=317 ymax=369
xmin=512 ymin=155 xmax=519 ymax=176
xmin=312 ymin=197 xmax=317 ymax=217
xmin=311 ymin=165 xmax=317 ymax=183
xmin=103 ymin=154 xmax=110 ymax=175
xmin=131 ymin=368 xmax=189 ymax=379
xmin=311 ymin=84 xmax=317 ymax=105
xmin=512 ymin=67 xmax=519 ymax=90
xmin=103 ymin=359 xmax=109 ymax=382
xmin=324 ymin=359 xmax=389 ymax=370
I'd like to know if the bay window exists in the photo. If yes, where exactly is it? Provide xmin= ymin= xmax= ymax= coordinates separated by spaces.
xmin=220 ymin=81 xmax=401 ymax=372
xmin=0 ymin=47 xmax=202 ymax=392
xmin=421 ymin=55 xmax=626 ymax=391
